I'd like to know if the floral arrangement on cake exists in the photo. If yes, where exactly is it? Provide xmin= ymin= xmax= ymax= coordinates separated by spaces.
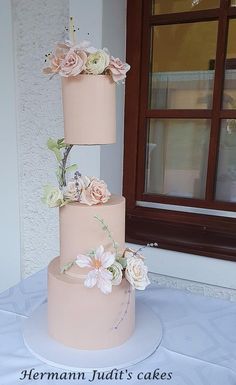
xmin=43 ymin=17 xmax=130 ymax=83
xmin=76 ymin=245 xmax=149 ymax=294
xmin=42 ymin=138 xmax=111 ymax=207
xmin=61 ymin=216 xmax=155 ymax=295
xmin=43 ymin=39 xmax=130 ymax=83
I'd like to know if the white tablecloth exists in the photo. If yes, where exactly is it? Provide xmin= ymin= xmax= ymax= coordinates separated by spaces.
xmin=0 ymin=269 xmax=236 ymax=385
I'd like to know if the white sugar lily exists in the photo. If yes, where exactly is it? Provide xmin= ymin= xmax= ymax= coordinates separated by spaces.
xmin=76 ymin=245 xmax=115 ymax=294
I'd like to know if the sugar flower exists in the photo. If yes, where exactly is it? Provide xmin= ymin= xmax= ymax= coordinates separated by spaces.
xmin=42 ymin=185 xmax=64 ymax=208
xmin=108 ymin=261 xmax=123 ymax=286
xmin=76 ymin=245 xmax=115 ymax=294
xmin=79 ymin=177 xmax=111 ymax=206
xmin=43 ymin=39 xmax=130 ymax=81
xmin=85 ymin=49 xmax=110 ymax=75
xmin=125 ymin=256 xmax=150 ymax=291
xmin=74 ymin=40 xmax=97 ymax=54
xmin=123 ymin=247 xmax=145 ymax=260
xmin=63 ymin=181 xmax=79 ymax=201
xmin=107 ymin=56 xmax=130 ymax=82
xmin=59 ymin=49 xmax=87 ymax=77
xmin=76 ymin=174 xmax=91 ymax=191
xmin=43 ymin=43 xmax=70 ymax=75
xmin=43 ymin=54 xmax=62 ymax=75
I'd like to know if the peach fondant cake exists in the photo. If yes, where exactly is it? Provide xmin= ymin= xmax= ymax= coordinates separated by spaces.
xmin=43 ymin=36 xmax=150 ymax=350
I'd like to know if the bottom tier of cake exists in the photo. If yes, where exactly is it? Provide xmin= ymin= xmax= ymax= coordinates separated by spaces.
xmin=48 ymin=257 xmax=135 ymax=350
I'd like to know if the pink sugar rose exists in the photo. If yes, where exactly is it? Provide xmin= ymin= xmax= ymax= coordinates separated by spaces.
xmin=59 ymin=49 xmax=87 ymax=77
xmin=80 ymin=178 xmax=111 ymax=206
xmin=55 ymin=42 xmax=71 ymax=56
xmin=43 ymin=54 xmax=63 ymax=75
xmin=107 ymin=56 xmax=130 ymax=82
xmin=43 ymin=43 xmax=70 ymax=75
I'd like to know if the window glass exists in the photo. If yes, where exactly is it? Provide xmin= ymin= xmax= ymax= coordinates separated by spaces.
xmin=145 ymin=119 xmax=211 ymax=199
xmin=215 ymin=120 xmax=236 ymax=202
xmin=152 ymin=0 xmax=219 ymax=14
xmin=223 ymin=19 xmax=236 ymax=109
xmin=149 ymin=22 xmax=218 ymax=109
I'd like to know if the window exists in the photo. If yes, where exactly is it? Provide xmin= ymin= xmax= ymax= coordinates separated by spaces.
xmin=123 ymin=0 xmax=236 ymax=261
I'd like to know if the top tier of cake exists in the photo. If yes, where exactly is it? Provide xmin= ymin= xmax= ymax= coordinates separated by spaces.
xmin=62 ymin=75 xmax=116 ymax=145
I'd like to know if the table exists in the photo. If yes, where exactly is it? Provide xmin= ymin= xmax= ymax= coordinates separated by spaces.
xmin=0 ymin=269 xmax=236 ymax=384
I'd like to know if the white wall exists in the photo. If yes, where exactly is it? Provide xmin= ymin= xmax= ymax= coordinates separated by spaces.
xmin=100 ymin=0 xmax=127 ymax=193
xmin=0 ymin=0 xmax=21 ymax=292
xmin=69 ymin=0 xmax=101 ymax=178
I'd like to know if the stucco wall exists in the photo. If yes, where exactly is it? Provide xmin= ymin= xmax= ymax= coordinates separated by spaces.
xmin=12 ymin=0 xmax=69 ymax=276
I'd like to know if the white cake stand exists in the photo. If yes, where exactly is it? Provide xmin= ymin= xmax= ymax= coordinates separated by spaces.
xmin=23 ymin=301 xmax=162 ymax=372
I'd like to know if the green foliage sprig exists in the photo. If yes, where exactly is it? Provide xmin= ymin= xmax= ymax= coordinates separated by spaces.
xmin=60 ymin=261 xmax=75 ymax=274
xmin=94 ymin=215 xmax=119 ymax=256
xmin=47 ymin=138 xmax=77 ymax=189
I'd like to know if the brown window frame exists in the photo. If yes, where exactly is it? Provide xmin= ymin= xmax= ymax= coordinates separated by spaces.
xmin=123 ymin=0 xmax=236 ymax=262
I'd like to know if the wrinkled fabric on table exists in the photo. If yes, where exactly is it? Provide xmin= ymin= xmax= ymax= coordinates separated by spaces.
xmin=0 ymin=269 xmax=235 ymax=385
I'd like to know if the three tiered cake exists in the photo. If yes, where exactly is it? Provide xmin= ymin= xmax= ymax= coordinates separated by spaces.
xmin=42 ymin=38 xmax=150 ymax=351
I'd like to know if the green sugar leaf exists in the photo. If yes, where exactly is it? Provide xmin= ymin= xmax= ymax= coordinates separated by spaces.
xmin=60 ymin=260 xmax=75 ymax=273
xmin=57 ymin=138 xmax=67 ymax=149
xmin=66 ymin=164 xmax=78 ymax=173
xmin=47 ymin=138 xmax=57 ymax=150
xmin=53 ymin=148 xmax=62 ymax=162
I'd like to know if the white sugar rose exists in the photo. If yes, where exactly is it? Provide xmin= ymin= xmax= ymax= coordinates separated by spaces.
xmin=74 ymin=40 xmax=97 ymax=54
xmin=85 ymin=50 xmax=110 ymax=75
xmin=108 ymin=261 xmax=123 ymax=286
xmin=63 ymin=175 xmax=90 ymax=202
xmin=75 ymin=175 xmax=91 ymax=191
xmin=79 ymin=189 xmax=93 ymax=205
xmin=80 ymin=177 xmax=111 ymax=206
xmin=42 ymin=185 xmax=64 ymax=208
xmin=63 ymin=181 xmax=79 ymax=201
xmin=125 ymin=257 xmax=150 ymax=290
xmin=123 ymin=248 xmax=145 ymax=260
xmin=59 ymin=49 xmax=87 ymax=77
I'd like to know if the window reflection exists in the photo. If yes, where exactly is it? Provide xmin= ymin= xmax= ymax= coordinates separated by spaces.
xmin=215 ymin=120 xmax=236 ymax=202
xmin=223 ymin=20 xmax=236 ymax=109
xmin=145 ymin=119 xmax=210 ymax=199
xmin=149 ymin=22 xmax=218 ymax=109
xmin=152 ymin=0 xmax=219 ymax=14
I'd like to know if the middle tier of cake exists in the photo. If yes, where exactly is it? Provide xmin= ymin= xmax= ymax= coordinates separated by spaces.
xmin=59 ymin=195 xmax=125 ymax=273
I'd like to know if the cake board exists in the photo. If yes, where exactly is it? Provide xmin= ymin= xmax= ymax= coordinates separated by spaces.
xmin=23 ymin=300 xmax=163 ymax=372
